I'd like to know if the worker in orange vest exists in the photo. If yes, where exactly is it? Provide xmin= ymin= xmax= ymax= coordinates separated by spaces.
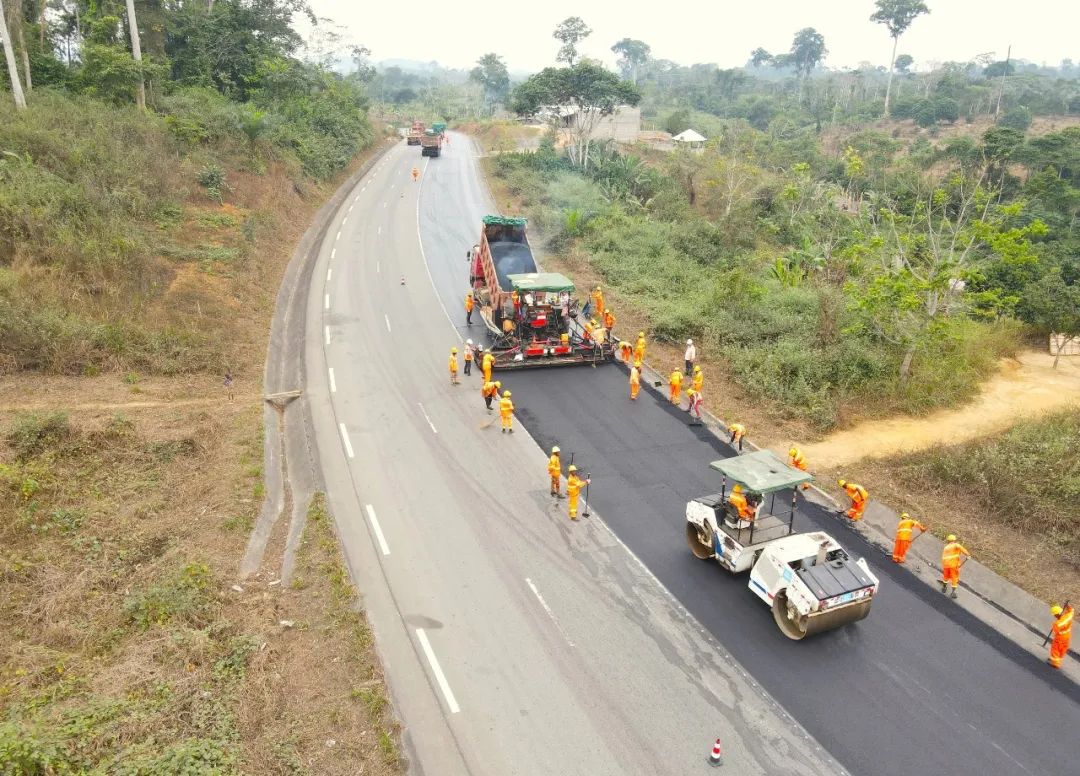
xmin=463 ymin=339 xmax=474 ymax=376
xmin=592 ymin=286 xmax=605 ymax=319
xmin=891 ymin=512 xmax=926 ymax=564
xmin=728 ymin=484 xmax=754 ymax=522
xmin=566 ymin=465 xmax=589 ymax=520
xmin=669 ymin=369 xmax=683 ymax=404
xmin=482 ymin=351 xmax=495 ymax=382
xmin=465 ymin=292 xmax=474 ymax=325
xmin=939 ymin=534 xmax=970 ymax=598
xmin=788 ymin=447 xmax=811 ymax=490
xmin=629 ymin=364 xmax=641 ymax=400
xmin=1048 ymin=603 xmax=1073 ymax=669
xmin=583 ymin=319 xmax=595 ymax=341
xmin=838 ymin=480 xmax=868 ymax=521
xmin=634 ymin=332 xmax=646 ymax=364
xmin=499 ymin=390 xmax=514 ymax=433
xmin=619 ymin=340 xmax=632 ymax=363
xmin=728 ymin=422 xmax=746 ymax=452
xmin=412 ymin=167 xmax=419 ymax=182
xmin=511 ymin=290 xmax=521 ymax=319
xmin=481 ymin=379 xmax=500 ymax=412
xmin=602 ymin=308 xmax=615 ymax=332
xmin=547 ymin=446 xmax=563 ymax=498
xmin=448 ymin=347 xmax=459 ymax=385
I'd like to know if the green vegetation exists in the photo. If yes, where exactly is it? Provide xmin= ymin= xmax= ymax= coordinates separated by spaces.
xmin=889 ymin=409 xmax=1080 ymax=565
xmin=0 ymin=1 xmax=375 ymax=377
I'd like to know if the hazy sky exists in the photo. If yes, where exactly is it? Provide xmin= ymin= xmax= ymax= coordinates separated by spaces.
xmin=306 ymin=0 xmax=1078 ymax=73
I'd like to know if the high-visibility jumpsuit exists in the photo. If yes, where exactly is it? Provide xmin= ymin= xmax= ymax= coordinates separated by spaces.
xmin=499 ymin=396 xmax=514 ymax=432
xmin=728 ymin=490 xmax=753 ymax=521
xmin=634 ymin=336 xmax=646 ymax=364
xmin=940 ymin=541 xmax=970 ymax=590
xmin=482 ymin=353 xmax=495 ymax=383
xmin=511 ymin=290 xmax=521 ymax=318
xmin=583 ymin=320 xmax=594 ymax=341
xmin=592 ymin=290 xmax=605 ymax=319
xmin=789 ymin=448 xmax=811 ymax=490
xmin=843 ymin=482 xmax=868 ymax=521
xmin=567 ymin=473 xmax=586 ymax=520
xmin=669 ymin=370 xmax=683 ymax=404
xmin=548 ymin=454 xmax=562 ymax=496
xmin=603 ymin=309 xmax=615 ymax=331
xmin=448 ymin=354 xmax=458 ymax=384
xmin=465 ymin=294 xmax=474 ymax=324
xmin=1049 ymin=606 xmax=1073 ymax=669
xmin=630 ymin=366 xmax=641 ymax=400
xmin=729 ymin=423 xmax=746 ymax=451
xmin=619 ymin=341 xmax=632 ymax=363
xmin=692 ymin=370 xmax=703 ymax=394
xmin=482 ymin=381 xmax=497 ymax=411
xmin=892 ymin=516 xmax=926 ymax=563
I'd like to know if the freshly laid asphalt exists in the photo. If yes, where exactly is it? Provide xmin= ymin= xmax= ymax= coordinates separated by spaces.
xmin=418 ymin=134 xmax=1080 ymax=776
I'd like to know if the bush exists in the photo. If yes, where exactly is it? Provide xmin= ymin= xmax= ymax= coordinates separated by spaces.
xmin=999 ymin=106 xmax=1033 ymax=132
xmin=6 ymin=412 xmax=74 ymax=460
xmin=123 ymin=563 xmax=216 ymax=631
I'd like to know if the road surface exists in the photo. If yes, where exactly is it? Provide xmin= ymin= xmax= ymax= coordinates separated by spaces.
xmin=412 ymin=134 xmax=1080 ymax=776
xmin=302 ymin=141 xmax=845 ymax=774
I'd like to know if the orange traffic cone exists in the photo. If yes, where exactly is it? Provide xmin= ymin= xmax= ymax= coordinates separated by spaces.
xmin=707 ymin=737 xmax=723 ymax=767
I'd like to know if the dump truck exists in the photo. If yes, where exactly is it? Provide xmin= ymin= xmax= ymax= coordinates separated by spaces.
xmin=406 ymin=120 xmax=425 ymax=145
xmin=468 ymin=215 xmax=613 ymax=370
xmin=420 ymin=129 xmax=443 ymax=157
xmin=685 ymin=450 xmax=879 ymax=640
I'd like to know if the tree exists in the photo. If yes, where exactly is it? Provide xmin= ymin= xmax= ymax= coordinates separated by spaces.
xmin=999 ymin=106 xmax=1032 ymax=132
xmin=125 ymin=0 xmax=146 ymax=108
xmin=894 ymin=53 xmax=914 ymax=74
xmin=788 ymin=28 xmax=827 ymax=100
xmin=553 ymin=16 xmax=591 ymax=66
xmin=511 ymin=61 xmax=639 ymax=169
xmin=1020 ymin=272 xmax=1080 ymax=368
xmin=749 ymin=47 xmax=773 ymax=68
xmin=870 ymin=0 xmax=929 ymax=116
xmin=611 ymin=38 xmax=650 ymax=83
xmin=0 ymin=0 xmax=27 ymax=109
xmin=470 ymin=53 xmax=510 ymax=111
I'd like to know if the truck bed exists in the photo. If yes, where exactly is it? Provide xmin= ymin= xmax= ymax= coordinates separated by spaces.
xmin=488 ymin=241 xmax=536 ymax=289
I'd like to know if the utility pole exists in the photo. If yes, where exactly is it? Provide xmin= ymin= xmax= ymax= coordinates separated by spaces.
xmin=994 ymin=44 xmax=1011 ymax=120
xmin=125 ymin=0 xmax=146 ymax=109
xmin=0 ymin=0 xmax=27 ymax=109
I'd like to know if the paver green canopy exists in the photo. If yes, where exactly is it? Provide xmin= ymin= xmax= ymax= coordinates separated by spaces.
xmin=483 ymin=215 xmax=528 ymax=227
xmin=709 ymin=450 xmax=812 ymax=493
xmin=507 ymin=272 xmax=575 ymax=293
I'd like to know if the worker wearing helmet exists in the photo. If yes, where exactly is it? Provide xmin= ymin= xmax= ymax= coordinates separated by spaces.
xmin=728 ymin=483 xmax=754 ymax=522
xmin=547 ymin=447 xmax=563 ymax=498
xmin=686 ymin=387 xmax=704 ymax=425
xmin=481 ymin=379 xmax=500 ymax=412
xmin=634 ymin=332 xmax=646 ymax=364
xmin=448 ymin=348 xmax=459 ymax=385
xmin=669 ymin=369 xmax=683 ymax=405
xmin=412 ymin=166 xmax=419 ymax=182
xmin=583 ymin=318 xmax=595 ymax=342
xmin=482 ymin=350 xmax=495 ymax=382
xmin=592 ymin=286 xmax=605 ymax=320
xmin=891 ymin=512 xmax=926 ymax=564
xmin=684 ymin=339 xmax=696 ymax=375
xmin=602 ymin=308 xmax=615 ymax=333
xmin=465 ymin=292 xmax=474 ymax=325
xmin=837 ymin=479 xmax=868 ymax=521
xmin=939 ymin=534 xmax=970 ymax=598
xmin=692 ymin=365 xmax=703 ymax=394
xmin=788 ymin=447 xmax=810 ymax=490
xmin=566 ymin=464 xmax=590 ymax=521
xmin=629 ymin=363 xmax=641 ymax=400
xmin=728 ymin=422 xmax=746 ymax=452
xmin=499 ymin=390 xmax=514 ymax=433
xmin=463 ymin=339 xmax=474 ymax=375
xmin=1048 ymin=603 xmax=1073 ymax=669
xmin=619 ymin=340 xmax=632 ymax=363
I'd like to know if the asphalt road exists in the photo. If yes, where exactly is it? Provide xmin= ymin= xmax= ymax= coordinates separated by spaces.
xmin=303 ymin=139 xmax=846 ymax=774
xmin=415 ymin=134 xmax=1080 ymax=776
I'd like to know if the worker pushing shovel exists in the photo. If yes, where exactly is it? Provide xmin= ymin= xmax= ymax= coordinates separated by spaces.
xmin=939 ymin=535 xmax=971 ymax=599
xmin=1044 ymin=601 xmax=1072 ymax=669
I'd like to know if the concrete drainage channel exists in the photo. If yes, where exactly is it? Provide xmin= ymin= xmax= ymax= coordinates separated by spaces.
xmin=241 ymin=139 xmax=397 ymax=585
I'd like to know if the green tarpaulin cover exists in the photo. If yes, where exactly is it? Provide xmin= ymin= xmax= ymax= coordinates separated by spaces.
xmin=709 ymin=450 xmax=812 ymax=493
xmin=483 ymin=215 xmax=528 ymax=227
xmin=507 ymin=272 xmax=575 ymax=293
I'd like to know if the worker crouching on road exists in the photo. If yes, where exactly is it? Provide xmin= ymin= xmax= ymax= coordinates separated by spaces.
xmin=629 ymin=364 xmax=641 ymax=400
xmin=788 ymin=447 xmax=811 ymax=490
xmin=686 ymin=388 xmax=703 ymax=426
xmin=448 ymin=348 xmax=460 ymax=385
xmin=939 ymin=534 xmax=970 ymax=599
xmin=728 ymin=422 xmax=746 ymax=452
xmin=481 ymin=379 xmax=500 ymax=412
xmin=619 ymin=340 xmax=632 ymax=363
xmin=567 ymin=465 xmax=589 ymax=521
xmin=892 ymin=512 xmax=926 ymax=564
xmin=837 ymin=479 xmax=868 ymax=521
xmin=669 ymin=369 xmax=683 ymax=404
xmin=1048 ymin=604 xmax=1073 ymax=669
xmin=548 ymin=446 xmax=563 ymax=498
xmin=499 ymin=390 xmax=515 ymax=433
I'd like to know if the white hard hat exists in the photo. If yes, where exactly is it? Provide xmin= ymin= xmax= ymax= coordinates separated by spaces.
xmin=686 ymin=339 xmax=693 ymax=345
xmin=466 ymin=339 xmax=473 ymax=345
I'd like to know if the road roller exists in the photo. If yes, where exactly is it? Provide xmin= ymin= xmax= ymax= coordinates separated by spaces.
xmin=685 ymin=450 xmax=879 ymax=640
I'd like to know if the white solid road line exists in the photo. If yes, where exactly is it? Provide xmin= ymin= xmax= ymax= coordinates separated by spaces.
xmin=416 ymin=628 xmax=460 ymax=714
xmin=324 ymin=293 xmax=330 ymax=310
xmin=324 ymin=325 xmax=330 ymax=345
xmin=339 ymin=422 xmax=354 ymax=459
xmin=328 ymin=367 xmax=337 ymax=393
xmin=418 ymin=402 xmax=438 ymax=434
xmin=365 ymin=504 xmax=391 ymax=556
xmin=384 ymin=314 xmax=392 ymax=333
xmin=526 ymin=577 xmax=576 ymax=647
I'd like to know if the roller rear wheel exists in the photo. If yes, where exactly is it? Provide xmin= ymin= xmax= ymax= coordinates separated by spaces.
xmin=685 ymin=522 xmax=714 ymax=560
